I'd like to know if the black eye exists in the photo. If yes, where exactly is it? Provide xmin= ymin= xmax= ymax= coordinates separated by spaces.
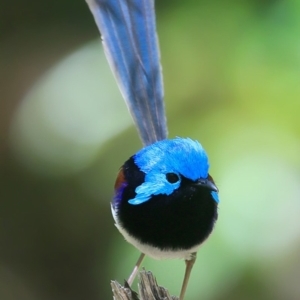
xmin=166 ymin=173 xmax=180 ymax=183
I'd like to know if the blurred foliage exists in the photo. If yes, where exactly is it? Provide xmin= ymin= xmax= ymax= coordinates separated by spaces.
xmin=1 ymin=0 xmax=300 ymax=299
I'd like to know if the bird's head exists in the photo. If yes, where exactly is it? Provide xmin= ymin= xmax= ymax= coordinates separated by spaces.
xmin=122 ymin=137 xmax=219 ymax=205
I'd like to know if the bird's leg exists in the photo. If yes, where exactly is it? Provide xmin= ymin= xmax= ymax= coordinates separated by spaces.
xmin=179 ymin=252 xmax=197 ymax=300
xmin=127 ymin=252 xmax=146 ymax=286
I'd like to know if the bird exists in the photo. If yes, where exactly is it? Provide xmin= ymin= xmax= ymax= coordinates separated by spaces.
xmin=85 ymin=0 xmax=220 ymax=299
xmin=112 ymin=137 xmax=219 ymax=298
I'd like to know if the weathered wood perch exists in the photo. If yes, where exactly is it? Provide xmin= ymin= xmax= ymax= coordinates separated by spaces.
xmin=111 ymin=269 xmax=179 ymax=300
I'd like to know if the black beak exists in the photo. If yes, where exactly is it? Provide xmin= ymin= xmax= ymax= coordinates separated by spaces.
xmin=195 ymin=178 xmax=218 ymax=192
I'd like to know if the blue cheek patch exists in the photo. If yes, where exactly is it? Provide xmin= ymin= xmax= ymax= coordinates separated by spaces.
xmin=211 ymin=191 xmax=219 ymax=204
xmin=128 ymin=173 xmax=181 ymax=205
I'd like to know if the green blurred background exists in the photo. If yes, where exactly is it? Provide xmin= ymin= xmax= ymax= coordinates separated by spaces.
xmin=1 ymin=0 xmax=300 ymax=299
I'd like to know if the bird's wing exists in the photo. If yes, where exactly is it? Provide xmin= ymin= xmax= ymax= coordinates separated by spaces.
xmin=86 ymin=0 xmax=168 ymax=146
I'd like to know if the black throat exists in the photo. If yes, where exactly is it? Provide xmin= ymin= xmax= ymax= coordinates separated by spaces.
xmin=115 ymin=157 xmax=218 ymax=251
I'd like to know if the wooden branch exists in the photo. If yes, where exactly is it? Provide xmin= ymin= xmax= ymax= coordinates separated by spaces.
xmin=111 ymin=269 xmax=179 ymax=300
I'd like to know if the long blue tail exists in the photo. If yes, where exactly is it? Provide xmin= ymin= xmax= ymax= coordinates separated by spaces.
xmin=86 ymin=0 xmax=168 ymax=146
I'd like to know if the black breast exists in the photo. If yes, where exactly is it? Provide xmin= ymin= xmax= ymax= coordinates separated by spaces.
xmin=114 ymin=157 xmax=218 ymax=251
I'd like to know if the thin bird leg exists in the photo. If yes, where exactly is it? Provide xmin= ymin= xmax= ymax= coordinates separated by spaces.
xmin=127 ymin=252 xmax=146 ymax=286
xmin=179 ymin=252 xmax=197 ymax=300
